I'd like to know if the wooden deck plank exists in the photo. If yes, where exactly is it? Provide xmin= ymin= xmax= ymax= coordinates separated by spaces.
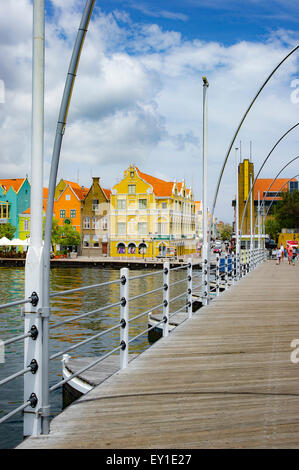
xmin=18 ymin=261 xmax=299 ymax=449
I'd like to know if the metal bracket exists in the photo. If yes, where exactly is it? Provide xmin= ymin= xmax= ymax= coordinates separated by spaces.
xmin=37 ymin=307 xmax=51 ymax=318
xmin=120 ymin=297 xmax=126 ymax=307
xmin=120 ymin=275 xmax=127 ymax=285
xmin=120 ymin=340 xmax=126 ymax=351
xmin=120 ymin=318 xmax=126 ymax=329
xmin=29 ymin=325 xmax=38 ymax=340
xmin=30 ymin=292 xmax=39 ymax=307
xmin=28 ymin=359 xmax=38 ymax=374
xmin=28 ymin=393 xmax=38 ymax=408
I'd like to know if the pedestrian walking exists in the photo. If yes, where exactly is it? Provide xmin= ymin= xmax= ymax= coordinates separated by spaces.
xmin=280 ymin=244 xmax=284 ymax=262
xmin=276 ymin=248 xmax=282 ymax=265
xmin=287 ymin=244 xmax=293 ymax=265
xmin=292 ymin=245 xmax=297 ymax=265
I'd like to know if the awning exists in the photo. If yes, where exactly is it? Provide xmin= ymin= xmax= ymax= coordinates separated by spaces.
xmin=0 ymin=237 xmax=30 ymax=246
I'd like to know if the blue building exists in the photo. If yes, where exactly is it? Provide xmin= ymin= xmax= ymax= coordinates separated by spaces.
xmin=0 ymin=178 xmax=31 ymax=237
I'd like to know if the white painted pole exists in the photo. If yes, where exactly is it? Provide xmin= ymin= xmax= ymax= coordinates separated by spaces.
xmin=250 ymin=174 xmax=253 ymax=270
xmin=258 ymin=190 xmax=261 ymax=251
xmin=202 ymin=76 xmax=209 ymax=305
xmin=24 ymin=0 xmax=45 ymax=437
xmin=235 ymin=147 xmax=240 ymax=277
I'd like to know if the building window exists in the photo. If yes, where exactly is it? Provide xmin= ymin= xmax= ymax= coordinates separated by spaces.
xmin=157 ymin=222 xmax=167 ymax=235
xmin=93 ymin=235 xmax=99 ymax=247
xmin=117 ymin=243 xmax=126 ymax=254
xmin=138 ymin=199 xmax=147 ymax=209
xmin=24 ymin=220 xmax=30 ymax=231
xmin=138 ymin=222 xmax=147 ymax=235
xmin=83 ymin=235 xmax=90 ymax=247
xmin=65 ymin=194 xmax=70 ymax=201
xmin=92 ymin=199 xmax=99 ymax=211
xmin=84 ymin=217 xmax=90 ymax=229
xmin=289 ymin=181 xmax=298 ymax=192
xmin=138 ymin=243 xmax=147 ymax=255
xmin=92 ymin=217 xmax=99 ymax=229
xmin=117 ymin=222 xmax=126 ymax=236
xmin=101 ymin=216 xmax=108 ymax=230
xmin=161 ymin=202 xmax=167 ymax=209
xmin=130 ymin=171 xmax=134 ymax=178
xmin=128 ymin=243 xmax=136 ymax=254
xmin=159 ymin=243 xmax=166 ymax=256
xmin=128 ymin=185 xmax=136 ymax=194
xmin=60 ymin=209 xmax=66 ymax=218
xmin=117 ymin=199 xmax=126 ymax=209
xmin=70 ymin=209 xmax=76 ymax=218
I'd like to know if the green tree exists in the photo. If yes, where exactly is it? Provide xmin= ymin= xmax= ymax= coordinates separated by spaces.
xmin=57 ymin=224 xmax=81 ymax=248
xmin=265 ymin=217 xmax=281 ymax=242
xmin=220 ymin=224 xmax=233 ymax=241
xmin=273 ymin=190 xmax=299 ymax=229
xmin=0 ymin=222 xmax=16 ymax=240
xmin=43 ymin=218 xmax=62 ymax=246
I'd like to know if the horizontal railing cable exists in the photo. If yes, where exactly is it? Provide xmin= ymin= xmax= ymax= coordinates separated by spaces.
xmin=0 ymin=365 xmax=33 ymax=387
xmin=0 ymin=398 xmax=35 ymax=425
xmin=0 ymin=297 xmax=35 ymax=311
xmin=128 ymin=302 xmax=164 ymax=323
xmin=50 ymin=278 xmax=121 ymax=298
xmin=169 ymin=264 xmax=188 ymax=272
xmin=50 ymin=321 xmax=122 ymax=360
xmin=129 ymin=270 xmax=164 ymax=281
xmin=128 ymin=286 xmax=164 ymax=302
xmin=128 ymin=317 xmax=166 ymax=344
xmin=168 ymin=291 xmax=187 ymax=304
xmin=49 ymin=300 xmax=121 ymax=330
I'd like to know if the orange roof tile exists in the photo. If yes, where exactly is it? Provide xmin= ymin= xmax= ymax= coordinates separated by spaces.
xmin=254 ymin=178 xmax=297 ymax=200
xmin=103 ymin=188 xmax=112 ymax=200
xmin=72 ymin=186 xmax=89 ymax=201
xmin=0 ymin=178 xmax=26 ymax=193
xmin=135 ymin=168 xmax=175 ymax=197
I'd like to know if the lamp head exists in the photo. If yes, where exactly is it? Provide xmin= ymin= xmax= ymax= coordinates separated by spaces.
xmin=202 ymin=76 xmax=209 ymax=87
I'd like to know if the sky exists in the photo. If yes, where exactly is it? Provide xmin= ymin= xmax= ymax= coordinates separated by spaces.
xmin=0 ymin=0 xmax=298 ymax=223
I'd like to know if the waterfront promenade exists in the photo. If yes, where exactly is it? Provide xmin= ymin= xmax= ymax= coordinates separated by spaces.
xmin=18 ymin=260 xmax=299 ymax=449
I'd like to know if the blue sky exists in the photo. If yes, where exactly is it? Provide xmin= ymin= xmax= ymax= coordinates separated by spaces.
xmin=0 ymin=0 xmax=298 ymax=222
xmin=96 ymin=0 xmax=299 ymax=44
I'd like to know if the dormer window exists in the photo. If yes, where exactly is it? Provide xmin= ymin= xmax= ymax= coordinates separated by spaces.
xmin=130 ymin=171 xmax=134 ymax=178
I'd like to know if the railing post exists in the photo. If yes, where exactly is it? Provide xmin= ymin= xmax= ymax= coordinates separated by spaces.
xmin=187 ymin=258 xmax=192 ymax=319
xmin=224 ymin=254 xmax=228 ymax=290
xmin=120 ymin=267 xmax=129 ymax=369
xmin=202 ymin=257 xmax=209 ymax=305
xmin=163 ymin=261 xmax=170 ymax=337
xmin=231 ymin=252 xmax=235 ymax=285
xmin=216 ymin=254 xmax=220 ymax=296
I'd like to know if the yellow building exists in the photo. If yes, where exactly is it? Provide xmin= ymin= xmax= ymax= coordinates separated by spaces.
xmin=110 ymin=165 xmax=196 ymax=258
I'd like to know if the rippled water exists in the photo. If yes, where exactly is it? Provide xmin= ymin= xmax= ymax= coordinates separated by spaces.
xmin=0 ymin=266 xmax=188 ymax=449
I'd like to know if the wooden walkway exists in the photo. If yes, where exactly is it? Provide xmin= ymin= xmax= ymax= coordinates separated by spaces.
xmin=18 ymin=260 xmax=299 ymax=449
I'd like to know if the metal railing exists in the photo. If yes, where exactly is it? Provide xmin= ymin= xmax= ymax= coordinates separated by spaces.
xmin=0 ymin=248 xmax=267 ymax=435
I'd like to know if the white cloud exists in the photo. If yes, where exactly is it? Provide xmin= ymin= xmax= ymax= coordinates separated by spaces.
xmin=0 ymin=1 xmax=298 ymax=224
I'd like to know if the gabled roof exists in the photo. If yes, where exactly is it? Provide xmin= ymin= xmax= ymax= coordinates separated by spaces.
xmin=254 ymin=178 xmax=297 ymax=200
xmin=72 ymin=186 xmax=89 ymax=201
xmin=0 ymin=178 xmax=27 ymax=194
xmin=135 ymin=167 xmax=191 ymax=198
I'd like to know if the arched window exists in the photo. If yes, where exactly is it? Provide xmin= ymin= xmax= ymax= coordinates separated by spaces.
xmin=138 ymin=243 xmax=147 ymax=255
xmin=128 ymin=243 xmax=136 ymax=254
xmin=159 ymin=243 xmax=166 ymax=256
xmin=117 ymin=243 xmax=126 ymax=254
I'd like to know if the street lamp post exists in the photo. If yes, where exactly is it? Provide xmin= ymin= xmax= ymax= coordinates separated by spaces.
xmin=202 ymin=76 xmax=209 ymax=305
